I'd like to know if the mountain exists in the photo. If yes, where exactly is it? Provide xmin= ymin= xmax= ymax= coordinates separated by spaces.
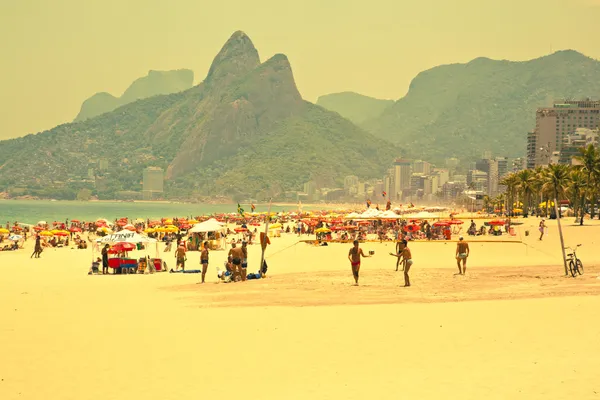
xmin=316 ymin=92 xmax=394 ymax=124
xmin=74 ymin=69 xmax=194 ymax=122
xmin=0 ymin=31 xmax=398 ymax=201
xmin=364 ymin=50 xmax=600 ymax=164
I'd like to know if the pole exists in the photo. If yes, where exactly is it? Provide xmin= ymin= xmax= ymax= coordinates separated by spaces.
xmin=554 ymin=195 xmax=568 ymax=275
xmin=259 ymin=198 xmax=272 ymax=276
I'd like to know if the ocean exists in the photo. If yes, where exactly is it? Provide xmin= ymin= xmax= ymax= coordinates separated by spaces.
xmin=0 ymin=200 xmax=308 ymax=225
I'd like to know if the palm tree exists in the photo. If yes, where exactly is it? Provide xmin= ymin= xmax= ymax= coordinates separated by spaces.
xmin=568 ymin=169 xmax=587 ymax=225
xmin=482 ymin=195 xmax=491 ymax=213
xmin=500 ymin=173 xmax=519 ymax=217
xmin=541 ymin=164 xmax=571 ymax=275
xmin=516 ymin=169 xmax=535 ymax=217
xmin=575 ymin=144 xmax=600 ymax=221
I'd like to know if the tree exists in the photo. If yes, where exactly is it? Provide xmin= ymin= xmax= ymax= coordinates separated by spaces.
xmin=516 ymin=169 xmax=535 ymax=217
xmin=76 ymin=188 xmax=92 ymax=201
xmin=568 ymin=169 xmax=586 ymax=224
xmin=575 ymin=144 xmax=600 ymax=222
xmin=541 ymin=164 xmax=571 ymax=275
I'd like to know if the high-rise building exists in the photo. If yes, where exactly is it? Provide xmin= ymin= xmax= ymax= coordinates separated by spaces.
xmin=142 ymin=167 xmax=164 ymax=199
xmin=433 ymin=169 xmax=450 ymax=187
xmin=393 ymin=159 xmax=411 ymax=200
xmin=344 ymin=175 xmax=359 ymax=190
xmin=413 ymin=160 xmax=433 ymax=175
xmin=528 ymin=99 xmax=600 ymax=168
xmin=560 ymin=128 xmax=599 ymax=165
xmin=496 ymin=157 xmax=508 ymax=179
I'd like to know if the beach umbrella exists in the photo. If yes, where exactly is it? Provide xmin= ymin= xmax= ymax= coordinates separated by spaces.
xmin=54 ymin=231 xmax=69 ymax=237
xmin=123 ymin=224 xmax=136 ymax=231
xmin=71 ymin=219 xmax=80 ymax=223
xmin=315 ymin=227 xmax=331 ymax=233
xmin=8 ymin=234 xmax=22 ymax=241
xmin=449 ymin=220 xmax=464 ymax=225
xmin=0 ymin=228 xmax=9 ymax=234
xmin=144 ymin=227 xmax=155 ymax=233
xmin=33 ymin=226 xmax=43 ymax=231
xmin=188 ymin=219 xmax=199 ymax=224
xmin=234 ymin=227 xmax=247 ymax=233
xmin=269 ymin=223 xmax=282 ymax=229
xmin=489 ymin=220 xmax=505 ymax=226
xmin=39 ymin=231 xmax=53 ymax=236
xmin=11 ymin=226 xmax=22 ymax=231
xmin=37 ymin=221 xmax=47 ymax=226
xmin=110 ymin=242 xmax=136 ymax=253
xmin=69 ymin=226 xmax=82 ymax=232
xmin=433 ymin=221 xmax=450 ymax=227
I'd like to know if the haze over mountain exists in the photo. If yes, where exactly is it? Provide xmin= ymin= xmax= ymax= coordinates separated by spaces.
xmin=362 ymin=50 xmax=600 ymax=163
xmin=74 ymin=69 xmax=194 ymax=122
xmin=0 ymin=31 xmax=398 ymax=201
xmin=316 ymin=92 xmax=394 ymax=125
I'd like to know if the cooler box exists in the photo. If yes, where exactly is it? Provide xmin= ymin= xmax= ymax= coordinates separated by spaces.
xmin=151 ymin=258 xmax=164 ymax=271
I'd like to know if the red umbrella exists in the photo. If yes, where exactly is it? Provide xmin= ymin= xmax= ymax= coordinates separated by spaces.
xmin=449 ymin=220 xmax=464 ymax=225
xmin=234 ymin=227 xmax=248 ymax=233
xmin=54 ymin=231 xmax=69 ymax=237
xmin=71 ymin=219 xmax=80 ymax=223
xmin=109 ymin=242 xmax=136 ymax=254
xmin=69 ymin=227 xmax=82 ymax=232
xmin=403 ymin=224 xmax=420 ymax=232
xmin=489 ymin=220 xmax=505 ymax=226
xmin=433 ymin=221 xmax=450 ymax=227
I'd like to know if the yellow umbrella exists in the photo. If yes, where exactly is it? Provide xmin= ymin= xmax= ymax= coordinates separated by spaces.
xmin=164 ymin=219 xmax=173 ymax=224
xmin=144 ymin=228 xmax=155 ymax=233
xmin=188 ymin=219 xmax=199 ymax=224
xmin=50 ymin=229 xmax=62 ymax=235
xmin=39 ymin=231 xmax=53 ymax=236
xmin=0 ymin=228 xmax=9 ymax=234
xmin=269 ymin=223 xmax=282 ymax=229
xmin=155 ymin=227 xmax=167 ymax=233
xmin=315 ymin=227 xmax=331 ymax=233
xmin=164 ymin=227 xmax=178 ymax=233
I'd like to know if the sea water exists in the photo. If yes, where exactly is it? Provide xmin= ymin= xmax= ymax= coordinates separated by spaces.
xmin=0 ymin=200 xmax=305 ymax=225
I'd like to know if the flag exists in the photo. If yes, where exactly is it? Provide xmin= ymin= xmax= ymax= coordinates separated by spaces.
xmin=382 ymin=191 xmax=387 ymax=197
xmin=251 ymin=203 xmax=256 ymax=212
xmin=237 ymin=203 xmax=245 ymax=216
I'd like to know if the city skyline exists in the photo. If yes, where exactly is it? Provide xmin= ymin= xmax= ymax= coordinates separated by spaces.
xmin=2 ymin=0 xmax=600 ymax=140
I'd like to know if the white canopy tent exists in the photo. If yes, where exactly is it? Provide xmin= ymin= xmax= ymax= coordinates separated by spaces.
xmin=188 ymin=218 xmax=226 ymax=249
xmin=96 ymin=231 xmax=157 ymax=244
xmin=188 ymin=218 xmax=226 ymax=233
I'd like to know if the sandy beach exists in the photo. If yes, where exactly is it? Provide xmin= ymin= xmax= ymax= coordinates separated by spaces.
xmin=1 ymin=216 xmax=599 ymax=399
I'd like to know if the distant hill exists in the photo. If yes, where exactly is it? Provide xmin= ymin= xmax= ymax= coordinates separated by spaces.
xmin=0 ymin=32 xmax=398 ymax=201
xmin=316 ymin=92 xmax=394 ymax=124
xmin=74 ymin=69 xmax=194 ymax=122
xmin=364 ymin=50 xmax=600 ymax=164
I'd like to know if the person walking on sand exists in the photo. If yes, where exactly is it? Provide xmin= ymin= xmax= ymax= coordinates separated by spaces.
xmin=390 ymin=240 xmax=413 ymax=286
xmin=31 ymin=235 xmax=42 ymax=258
xmin=348 ymin=240 xmax=371 ymax=286
xmin=198 ymin=241 xmax=209 ymax=284
xmin=229 ymin=243 xmax=244 ymax=282
xmin=455 ymin=236 xmax=470 ymax=275
xmin=539 ymin=219 xmax=546 ymax=241
xmin=101 ymin=244 xmax=109 ymax=274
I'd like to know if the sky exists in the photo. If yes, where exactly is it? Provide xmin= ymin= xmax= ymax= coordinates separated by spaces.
xmin=1 ymin=0 xmax=600 ymax=140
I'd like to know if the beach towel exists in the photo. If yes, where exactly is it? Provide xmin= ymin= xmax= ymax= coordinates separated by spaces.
xmin=169 ymin=269 xmax=201 ymax=274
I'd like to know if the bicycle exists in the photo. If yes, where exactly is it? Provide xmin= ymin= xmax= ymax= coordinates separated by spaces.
xmin=565 ymin=244 xmax=584 ymax=277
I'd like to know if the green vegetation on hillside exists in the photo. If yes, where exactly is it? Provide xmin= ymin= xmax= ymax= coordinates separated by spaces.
xmin=0 ymin=32 xmax=398 ymax=201
xmin=364 ymin=50 xmax=600 ymax=164
xmin=74 ymin=69 xmax=194 ymax=122
xmin=316 ymin=92 xmax=394 ymax=124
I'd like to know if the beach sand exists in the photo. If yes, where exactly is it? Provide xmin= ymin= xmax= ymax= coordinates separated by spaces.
xmin=1 ymin=217 xmax=599 ymax=399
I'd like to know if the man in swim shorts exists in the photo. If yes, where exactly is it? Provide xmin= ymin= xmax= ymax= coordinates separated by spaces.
xmin=175 ymin=242 xmax=186 ymax=271
xmin=455 ymin=236 xmax=470 ymax=275
xmin=348 ymin=240 xmax=371 ymax=286
xmin=199 ymin=241 xmax=209 ymax=284
xmin=229 ymin=243 xmax=244 ymax=282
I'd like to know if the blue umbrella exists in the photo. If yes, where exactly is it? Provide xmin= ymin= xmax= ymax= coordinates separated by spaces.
xmin=8 ymin=234 xmax=22 ymax=241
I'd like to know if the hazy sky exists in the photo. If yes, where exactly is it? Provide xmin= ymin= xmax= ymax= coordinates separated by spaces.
xmin=2 ymin=0 xmax=600 ymax=140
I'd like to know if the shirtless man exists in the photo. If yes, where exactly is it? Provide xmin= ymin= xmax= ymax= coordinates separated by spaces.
xmin=228 ymin=243 xmax=244 ymax=282
xmin=348 ymin=240 xmax=371 ymax=285
xmin=199 ymin=241 xmax=209 ymax=284
xmin=175 ymin=242 xmax=186 ymax=271
xmin=390 ymin=240 xmax=413 ymax=286
xmin=455 ymin=236 xmax=470 ymax=275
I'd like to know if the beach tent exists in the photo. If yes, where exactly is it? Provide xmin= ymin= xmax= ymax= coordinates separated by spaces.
xmin=188 ymin=218 xmax=226 ymax=233
xmin=379 ymin=210 xmax=401 ymax=219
